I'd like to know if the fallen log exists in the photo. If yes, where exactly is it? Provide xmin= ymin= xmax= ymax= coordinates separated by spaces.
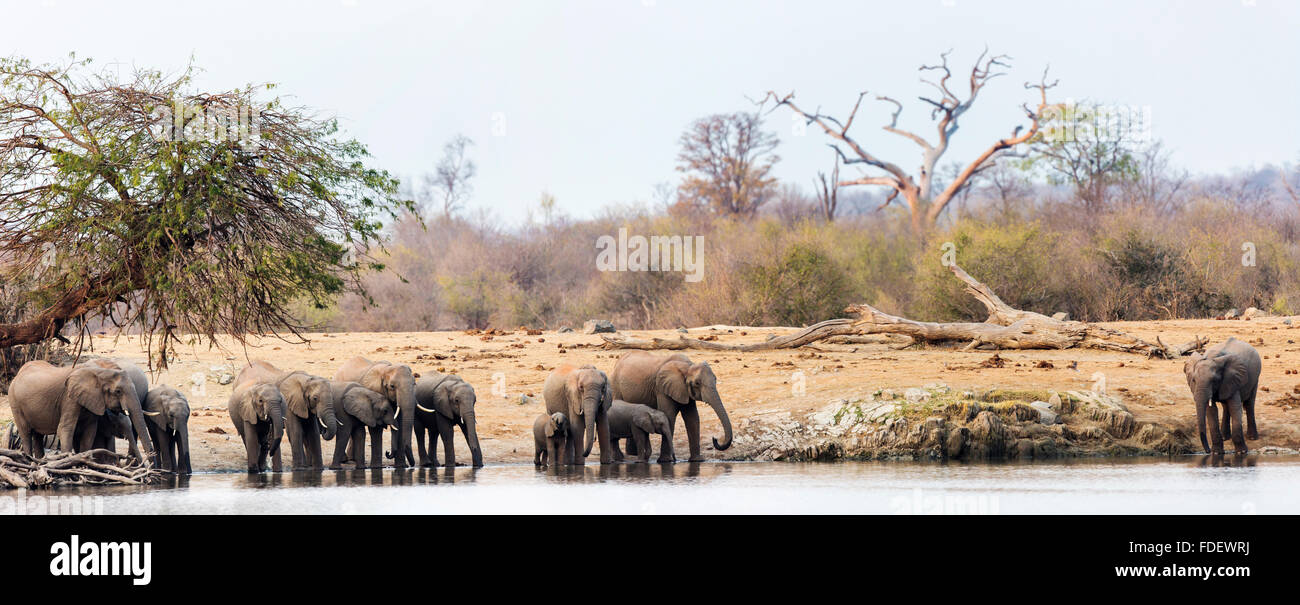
xmin=600 ymin=264 xmax=1207 ymax=358
xmin=0 ymin=447 xmax=162 ymax=489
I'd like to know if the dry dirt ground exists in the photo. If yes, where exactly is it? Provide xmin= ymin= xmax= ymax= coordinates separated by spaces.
xmin=3 ymin=317 xmax=1299 ymax=471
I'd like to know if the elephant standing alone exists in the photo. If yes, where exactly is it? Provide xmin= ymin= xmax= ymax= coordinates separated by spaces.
xmin=1184 ymin=337 xmax=1262 ymax=455
xmin=610 ymin=352 xmax=733 ymax=462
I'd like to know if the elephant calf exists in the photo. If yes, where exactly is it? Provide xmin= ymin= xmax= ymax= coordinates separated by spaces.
xmin=607 ymin=401 xmax=671 ymax=463
xmin=533 ymin=412 xmax=569 ymax=467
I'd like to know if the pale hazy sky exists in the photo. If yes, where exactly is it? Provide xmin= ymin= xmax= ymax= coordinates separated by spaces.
xmin=4 ymin=0 xmax=1298 ymax=222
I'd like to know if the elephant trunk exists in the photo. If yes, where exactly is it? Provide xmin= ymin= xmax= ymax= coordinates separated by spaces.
xmin=122 ymin=385 xmax=156 ymax=461
xmin=581 ymin=396 xmax=599 ymax=457
xmin=704 ymin=388 xmax=733 ymax=451
xmin=395 ymin=380 xmax=416 ymax=468
xmin=463 ymin=410 xmax=484 ymax=468
xmin=269 ymin=396 xmax=285 ymax=458
xmin=175 ymin=416 xmax=192 ymax=474
xmin=1194 ymin=386 xmax=1211 ymax=452
xmin=320 ymin=400 xmax=338 ymax=441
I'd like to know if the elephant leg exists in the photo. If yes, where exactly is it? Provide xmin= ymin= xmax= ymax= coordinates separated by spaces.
xmin=1227 ymin=396 xmax=1248 ymax=454
xmin=414 ymin=421 xmax=430 ymax=466
xmin=1205 ymin=403 xmax=1224 ymax=455
xmin=154 ymin=429 xmax=174 ymax=472
xmin=285 ymin=417 xmax=305 ymax=470
xmin=596 ymin=414 xmax=612 ymax=465
xmin=307 ymin=424 xmax=323 ymax=470
xmin=566 ymin=422 xmax=583 ymax=466
xmin=657 ymin=404 xmax=679 ymax=464
xmin=611 ymin=437 xmax=625 ymax=462
xmin=351 ymin=425 xmax=366 ymax=468
xmin=437 ymin=417 xmax=456 ymax=468
xmin=242 ymin=424 xmax=262 ymax=472
xmin=368 ymin=425 xmax=384 ymax=469
xmin=77 ymin=420 xmax=98 ymax=453
xmin=633 ymin=429 xmax=651 ymax=463
xmin=680 ymin=404 xmax=703 ymax=461
xmin=535 ymin=444 xmax=544 ymax=467
xmin=625 ymin=436 xmax=638 ymax=457
xmin=330 ymin=423 xmax=351 ymax=469
xmin=1244 ymin=393 xmax=1259 ymax=440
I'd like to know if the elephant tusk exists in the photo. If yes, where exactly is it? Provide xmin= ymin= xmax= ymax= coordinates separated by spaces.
xmin=143 ymin=410 xmax=162 ymax=416
xmin=318 ymin=416 xmax=328 ymax=429
xmin=417 ymin=403 xmax=436 ymax=413
xmin=394 ymin=407 xmax=400 ymax=420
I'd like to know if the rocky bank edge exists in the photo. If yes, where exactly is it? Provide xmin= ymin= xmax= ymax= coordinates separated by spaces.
xmin=725 ymin=384 xmax=1300 ymax=462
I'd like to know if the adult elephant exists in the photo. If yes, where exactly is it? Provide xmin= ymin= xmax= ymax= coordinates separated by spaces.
xmin=610 ymin=352 xmax=733 ymax=463
xmin=228 ymin=383 xmax=286 ymax=473
xmin=235 ymin=362 xmax=337 ymax=470
xmin=1184 ymin=337 xmax=1262 ymax=455
xmin=543 ymin=364 xmax=613 ymax=465
xmin=81 ymin=359 xmax=150 ymax=460
xmin=143 ymin=386 xmax=193 ymax=474
xmin=404 ymin=372 xmax=483 ymax=468
xmin=6 ymin=360 xmax=155 ymax=459
xmin=333 ymin=357 xmax=417 ymax=470
xmin=330 ymin=381 xmax=397 ymax=469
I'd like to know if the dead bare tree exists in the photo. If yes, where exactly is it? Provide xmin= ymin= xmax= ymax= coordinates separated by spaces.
xmin=423 ymin=134 xmax=477 ymax=219
xmin=763 ymin=49 xmax=1056 ymax=236
xmin=814 ymin=150 xmax=841 ymax=222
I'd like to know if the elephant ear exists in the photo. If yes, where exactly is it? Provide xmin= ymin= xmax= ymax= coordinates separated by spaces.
xmin=237 ymin=388 xmax=259 ymax=422
xmin=632 ymin=412 xmax=654 ymax=433
xmin=279 ymin=373 xmax=310 ymax=419
xmin=343 ymin=386 xmax=379 ymax=426
xmin=600 ymin=374 xmax=613 ymax=414
xmin=1215 ymin=355 xmax=1248 ymax=402
xmin=656 ymin=363 xmax=691 ymax=405
xmin=544 ymin=417 xmax=557 ymax=438
xmin=358 ymin=366 xmax=387 ymax=398
xmin=432 ymin=380 xmax=457 ymax=420
xmin=66 ymin=368 xmax=108 ymax=415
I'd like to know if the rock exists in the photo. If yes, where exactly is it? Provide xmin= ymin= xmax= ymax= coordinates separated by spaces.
xmin=557 ymin=326 xmax=574 ymax=333
xmin=1224 ymin=308 xmax=1240 ymax=319
xmin=206 ymin=427 xmax=226 ymax=434
xmin=583 ymin=319 xmax=616 ymax=334
xmin=903 ymin=388 xmax=929 ymax=403
xmin=1051 ymin=311 xmax=1069 ymax=321
xmin=518 ymin=394 xmax=535 ymax=405
xmin=677 ymin=327 xmax=689 ymax=334
xmin=967 ymin=411 xmax=1009 ymax=459
xmin=216 ymin=373 xmax=234 ymax=385
xmin=1284 ymin=318 xmax=1293 ymax=326
xmin=1242 ymin=307 xmax=1268 ymax=319
xmin=945 ymin=427 xmax=970 ymax=459
xmin=1029 ymin=401 xmax=1060 ymax=425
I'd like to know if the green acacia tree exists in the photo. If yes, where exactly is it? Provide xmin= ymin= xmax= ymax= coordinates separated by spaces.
xmin=0 ymin=56 xmax=412 ymax=366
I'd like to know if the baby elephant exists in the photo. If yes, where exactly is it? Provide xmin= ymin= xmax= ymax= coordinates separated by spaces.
xmin=607 ymin=400 xmax=671 ymax=463
xmin=533 ymin=412 xmax=569 ymax=467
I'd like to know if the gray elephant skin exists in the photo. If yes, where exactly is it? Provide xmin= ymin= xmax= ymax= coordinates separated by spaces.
xmin=610 ymin=352 xmax=733 ymax=462
xmin=532 ymin=412 xmax=569 ymax=467
xmin=1184 ymin=337 xmax=1261 ymax=455
xmin=144 ymin=386 xmax=192 ymax=474
xmin=329 ymin=381 xmax=397 ymax=469
xmin=235 ymin=361 xmax=338 ymax=470
xmin=6 ymin=360 xmax=155 ymax=459
xmin=543 ymin=364 xmax=613 ymax=465
xmin=607 ymin=400 xmax=671 ymax=463
xmin=227 ymin=383 xmax=286 ymax=473
xmin=406 ymin=372 xmax=483 ymax=468
xmin=333 ymin=357 xmax=417 ymax=469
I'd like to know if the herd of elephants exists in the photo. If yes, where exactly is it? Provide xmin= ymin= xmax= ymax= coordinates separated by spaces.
xmin=2 ymin=336 xmax=1264 ymax=473
xmin=3 ymin=350 xmax=737 ymax=473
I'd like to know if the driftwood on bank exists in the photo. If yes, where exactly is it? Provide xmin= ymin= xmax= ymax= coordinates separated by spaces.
xmin=0 ymin=447 xmax=163 ymax=489
xmin=600 ymin=264 xmax=1207 ymax=359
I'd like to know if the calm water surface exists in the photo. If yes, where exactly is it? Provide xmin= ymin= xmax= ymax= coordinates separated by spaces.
xmin=25 ymin=456 xmax=1300 ymax=514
